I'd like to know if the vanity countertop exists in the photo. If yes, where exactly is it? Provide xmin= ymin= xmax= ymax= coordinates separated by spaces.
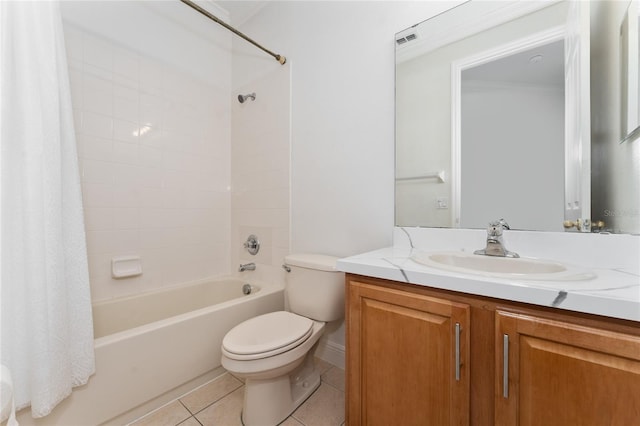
xmin=337 ymin=228 xmax=640 ymax=322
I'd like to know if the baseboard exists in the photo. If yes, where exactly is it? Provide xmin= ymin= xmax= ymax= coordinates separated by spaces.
xmin=314 ymin=338 xmax=345 ymax=370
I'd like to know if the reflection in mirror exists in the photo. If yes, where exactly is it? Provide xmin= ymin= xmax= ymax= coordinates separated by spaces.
xmin=459 ymin=39 xmax=565 ymax=231
xmin=396 ymin=0 xmax=640 ymax=234
xmin=621 ymin=0 xmax=640 ymax=142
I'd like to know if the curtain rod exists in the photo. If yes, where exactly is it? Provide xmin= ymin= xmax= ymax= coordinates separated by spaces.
xmin=179 ymin=0 xmax=286 ymax=65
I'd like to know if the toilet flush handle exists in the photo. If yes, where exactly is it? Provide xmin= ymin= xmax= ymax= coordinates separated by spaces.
xmin=282 ymin=264 xmax=291 ymax=273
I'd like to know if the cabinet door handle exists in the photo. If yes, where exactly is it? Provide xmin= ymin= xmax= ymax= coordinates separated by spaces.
xmin=455 ymin=322 xmax=461 ymax=381
xmin=503 ymin=334 xmax=509 ymax=398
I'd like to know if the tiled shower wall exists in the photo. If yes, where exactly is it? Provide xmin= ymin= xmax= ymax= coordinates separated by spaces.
xmin=231 ymin=66 xmax=291 ymax=282
xmin=64 ymin=24 xmax=232 ymax=301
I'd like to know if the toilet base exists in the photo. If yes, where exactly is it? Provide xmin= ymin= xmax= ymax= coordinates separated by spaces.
xmin=241 ymin=345 xmax=321 ymax=426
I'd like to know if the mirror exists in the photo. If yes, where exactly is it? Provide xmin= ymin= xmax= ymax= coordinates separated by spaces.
xmin=396 ymin=0 xmax=640 ymax=234
xmin=621 ymin=0 xmax=640 ymax=142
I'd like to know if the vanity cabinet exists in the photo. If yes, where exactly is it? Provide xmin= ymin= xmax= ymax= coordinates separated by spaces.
xmin=345 ymin=274 xmax=640 ymax=426
xmin=346 ymin=279 xmax=470 ymax=426
xmin=495 ymin=311 xmax=640 ymax=426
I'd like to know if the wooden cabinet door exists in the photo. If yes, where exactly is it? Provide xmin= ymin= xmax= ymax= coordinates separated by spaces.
xmin=346 ymin=280 xmax=470 ymax=426
xmin=495 ymin=310 xmax=640 ymax=426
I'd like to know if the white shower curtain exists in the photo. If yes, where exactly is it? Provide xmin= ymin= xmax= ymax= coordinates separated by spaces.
xmin=0 ymin=0 xmax=95 ymax=419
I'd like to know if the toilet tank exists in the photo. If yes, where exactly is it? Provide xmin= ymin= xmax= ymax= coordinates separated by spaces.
xmin=284 ymin=254 xmax=345 ymax=322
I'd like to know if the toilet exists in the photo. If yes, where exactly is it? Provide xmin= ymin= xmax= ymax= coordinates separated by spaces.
xmin=221 ymin=254 xmax=344 ymax=426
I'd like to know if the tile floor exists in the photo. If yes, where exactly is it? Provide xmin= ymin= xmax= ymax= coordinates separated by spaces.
xmin=129 ymin=359 xmax=345 ymax=426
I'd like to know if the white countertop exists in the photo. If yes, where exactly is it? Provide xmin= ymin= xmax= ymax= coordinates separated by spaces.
xmin=336 ymin=228 xmax=640 ymax=322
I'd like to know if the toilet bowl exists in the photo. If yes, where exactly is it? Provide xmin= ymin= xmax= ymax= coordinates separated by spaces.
xmin=222 ymin=313 xmax=325 ymax=425
xmin=221 ymin=254 xmax=344 ymax=426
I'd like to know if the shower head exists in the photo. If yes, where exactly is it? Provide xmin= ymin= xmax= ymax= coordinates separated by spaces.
xmin=238 ymin=93 xmax=256 ymax=103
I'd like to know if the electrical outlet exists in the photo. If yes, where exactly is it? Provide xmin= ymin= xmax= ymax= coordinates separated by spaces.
xmin=436 ymin=197 xmax=449 ymax=209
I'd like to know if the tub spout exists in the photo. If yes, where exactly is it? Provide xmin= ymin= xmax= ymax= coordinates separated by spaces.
xmin=239 ymin=263 xmax=256 ymax=272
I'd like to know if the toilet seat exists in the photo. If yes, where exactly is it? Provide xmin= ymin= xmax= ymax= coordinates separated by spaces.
xmin=222 ymin=311 xmax=313 ymax=361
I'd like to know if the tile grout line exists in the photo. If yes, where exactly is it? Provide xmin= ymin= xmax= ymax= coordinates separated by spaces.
xmin=185 ymin=382 xmax=245 ymax=418
xmin=134 ymin=366 xmax=344 ymax=426
xmin=178 ymin=399 xmax=194 ymax=416
xmin=318 ymin=380 xmax=344 ymax=394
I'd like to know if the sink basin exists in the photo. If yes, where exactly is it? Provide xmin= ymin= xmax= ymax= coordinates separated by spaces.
xmin=411 ymin=251 xmax=595 ymax=281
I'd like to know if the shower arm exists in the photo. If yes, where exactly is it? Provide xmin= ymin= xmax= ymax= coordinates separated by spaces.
xmin=179 ymin=0 xmax=287 ymax=65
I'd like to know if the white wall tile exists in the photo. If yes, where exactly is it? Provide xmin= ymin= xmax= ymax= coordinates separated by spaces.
xmin=113 ymin=208 xmax=139 ymax=229
xmin=83 ymin=74 xmax=112 ymax=116
xmin=113 ymin=163 xmax=139 ymax=186
xmin=113 ymin=118 xmax=140 ymax=143
xmin=139 ymin=57 xmax=163 ymax=95
xmin=113 ymin=141 xmax=139 ymax=165
xmin=82 ymin=159 xmax=114 ymax=184
xmin=65 ymin=20 xmax=232 ymax=302
xmin=230 ymin=67 xmax=291 ymax=277
xmin=139 ymin=146 xmax=163 ymax=168
xmin=80 ymin=134 xmax=113 ymax=161
xmin=137 ymin=166 xmax=163 ymax=188
xmin=83 ymin=33 xmax=113 ymax=72
xmin=87 ymin=253 xmax=113 ymax=300
xmin=82 ymin=183 xmax=115 ymax=208
xmin=113 ymin=46 xmax=138 ymax=81
xmin=73 ymin=109 xmax=82 ymax=132
xmin=137 ymin=188 xmax=165 ymax=208
xmin=139 ymin=228 xmax=168 ymax=248
xmin=161 ymin=187 xmax=185 ymax=207
xmin=84 ymin=207 xmax=114 ymax=231
xmin=68 ymin=67 xmax=84 ymax=110
xmin=63 ymin=24 xmax=84 ymax=61
xmin=82 ymin=111 xmax=112 ymax=139
xmin=113 ymin=185 xmax=139 ymax=208
xmin=139 ymin=93 xmax=164 ymax=127
xmin=113 ymin=73 xmax=137 ymax=90
xmin=114 ymin=86 xmax=139 ymax=122
xmin=83 ymin=62 xmax=113 ymax=81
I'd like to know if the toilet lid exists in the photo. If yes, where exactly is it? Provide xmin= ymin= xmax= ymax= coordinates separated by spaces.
xmin=222 ymin=311 xmax=313 ymax=360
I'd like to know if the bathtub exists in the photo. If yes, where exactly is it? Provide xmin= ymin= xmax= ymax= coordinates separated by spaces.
xmin=16 ymin=278 xmax=284 ymax=426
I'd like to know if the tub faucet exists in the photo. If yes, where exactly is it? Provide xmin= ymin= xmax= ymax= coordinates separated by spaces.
xmin=474 ymin=219 xmax=519 ymax=258
xmin=238 ymin=262 xmax=256 ymax=272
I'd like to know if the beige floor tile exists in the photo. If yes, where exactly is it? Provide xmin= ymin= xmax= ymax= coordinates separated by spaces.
xmin=321 ymin=367 xmax=345 ymax=392
xmin=314 ymin=357 xmax=334 ymax=376
xmin=280 ymin=417 xmax=304 ymax=426
xmin=292 ymin=383 xmax=345 ymax=426
xmin=180 ymin=373 xmax=242 ymax=414
xmin=177 ymin=417 xmax=202 ymax=426
xmin=129 ymin=400 xmax=191 ymax=426
xmin=195 ymin=386 xmax=244 ymax=426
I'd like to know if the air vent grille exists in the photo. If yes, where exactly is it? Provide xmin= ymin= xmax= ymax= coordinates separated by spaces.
xmin=396 ymin=32 xmax=418 ymax=46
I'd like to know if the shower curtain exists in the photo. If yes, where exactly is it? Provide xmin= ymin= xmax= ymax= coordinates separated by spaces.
xmin=0 ymin=0 xmax=95 ymax=419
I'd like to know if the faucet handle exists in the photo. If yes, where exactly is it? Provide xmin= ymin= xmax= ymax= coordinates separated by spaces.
xmin=489 ymin=218 xmax=510 ymax=230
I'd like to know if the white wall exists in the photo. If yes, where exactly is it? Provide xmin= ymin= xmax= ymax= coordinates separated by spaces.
xmin=61 ymin=1 xmax=233 ymax=301
xmin=230 ymin=0 xmax=461 ymax=356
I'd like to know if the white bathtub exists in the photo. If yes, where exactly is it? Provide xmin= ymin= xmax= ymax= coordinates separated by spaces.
xmin=17 ymin=278 xmax=284 ymax=426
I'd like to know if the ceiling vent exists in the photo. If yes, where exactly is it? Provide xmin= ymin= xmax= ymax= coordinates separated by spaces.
xmin=396 ymin=32 xmax=418 ymax=46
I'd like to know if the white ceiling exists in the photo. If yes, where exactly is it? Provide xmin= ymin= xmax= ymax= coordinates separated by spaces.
xmin=463 ymin=39 xmax=564 ymax=88
xmin=214 ymin=1 xmax=268 ymax=26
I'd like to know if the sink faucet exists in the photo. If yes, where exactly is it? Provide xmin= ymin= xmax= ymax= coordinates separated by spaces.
xmin=474 ymin=219 xmax=519 ymax=258
xmin=238 ymin=262 xmax=256 ymax=272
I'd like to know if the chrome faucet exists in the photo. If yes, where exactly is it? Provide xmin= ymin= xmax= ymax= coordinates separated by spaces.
xmin=238 ymin=262 xmax=256 ymax=272
xmin=474 ymin=219 xmax=519 ymax=258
